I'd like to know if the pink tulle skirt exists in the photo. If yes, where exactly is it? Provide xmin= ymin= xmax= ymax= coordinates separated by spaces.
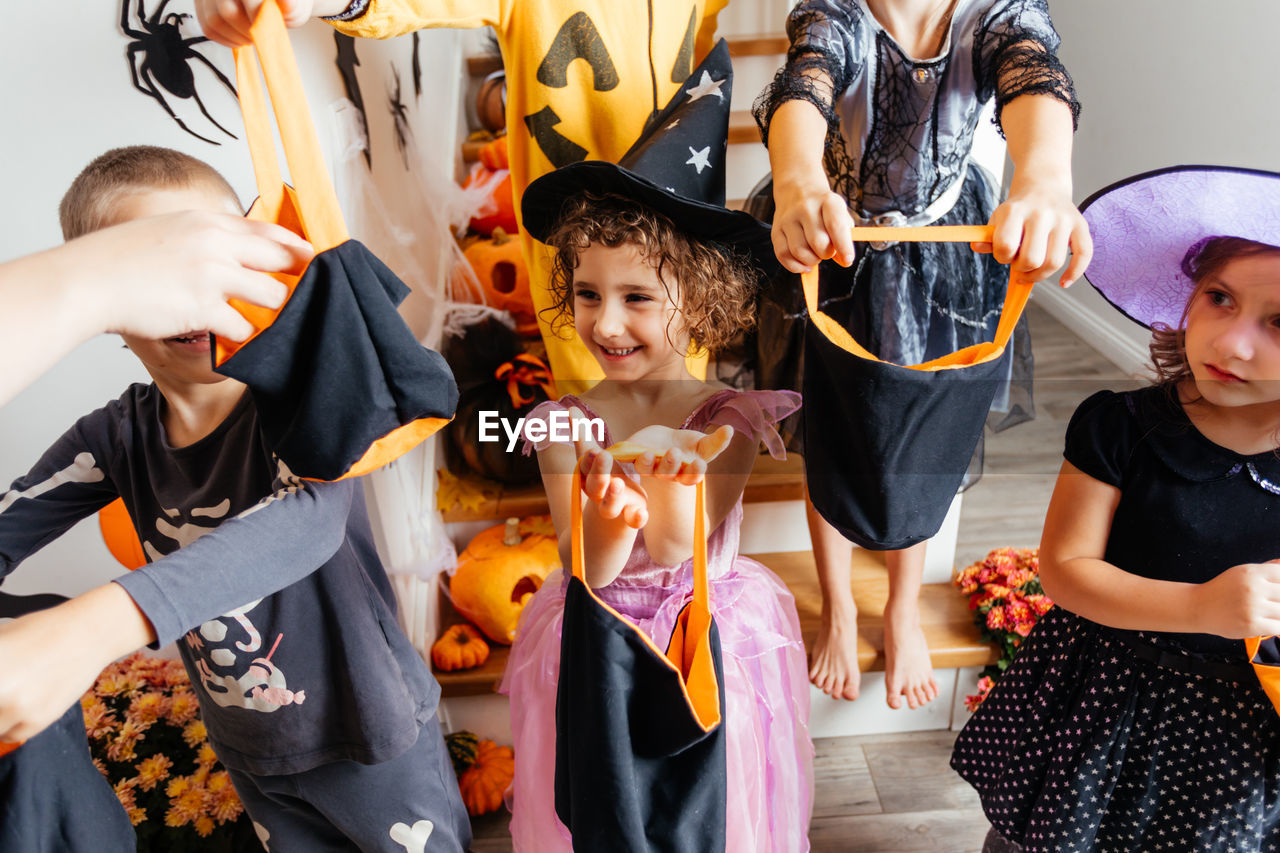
xmin=497 ymin=561 xmax=814 ymax=852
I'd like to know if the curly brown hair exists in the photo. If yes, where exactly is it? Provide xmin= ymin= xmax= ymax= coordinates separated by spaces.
xmin=1150 ymin=236 xmax=1280 ymax=389
xmin=539 ymin=192 xmax=758 ymax=355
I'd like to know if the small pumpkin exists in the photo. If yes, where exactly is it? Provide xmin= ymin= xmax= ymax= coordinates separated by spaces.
xmin=458 ymin=739 xmax=515 ymax=816
xmin=431 ymin=624 xmax=491 ymax=672
xmin=450 ymin=516 xmax=561 ymax=644
xmin=462 ymin=227 xmax=537 ymax=336
xmin=444 ymin=730 xmax=481 ymax=777
xmin=462 ymin=137 xmax=517 ymax=237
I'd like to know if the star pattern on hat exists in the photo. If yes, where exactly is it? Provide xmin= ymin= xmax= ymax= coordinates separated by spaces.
xmin=685 ymin=71 xmax=725 ymax=102
xmin=686 ymin=146 xmax=712 ymax=175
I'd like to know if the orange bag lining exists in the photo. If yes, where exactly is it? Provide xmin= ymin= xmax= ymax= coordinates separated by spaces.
xmin=800 ymin=224 xmax=1033 ymax=371
xmin=569 ymin=467 xmax=722 ymax=732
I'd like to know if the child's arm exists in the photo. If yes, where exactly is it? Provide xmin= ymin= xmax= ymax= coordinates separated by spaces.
xmin=1040 ymin=461 xmax=1280 ymax=637
xmin=975 ymin=3 xmax=1090 ymax=287
xmin=765 ymin=96 xmax=856 ymax=274
xmin=755 ymin=2 xmax=860 ymax=273
xmin=0 ymin=211 xmax=305 ymax=406
xmin=0 ymin=457 xmax=353 ymax=741
xmin=195 ymin=0 xmax=501 ymax=46
xmin=987 ymin=95 xmax=1091 ymax=288
xmin=538 ymin=436 xmax=645 ymax=590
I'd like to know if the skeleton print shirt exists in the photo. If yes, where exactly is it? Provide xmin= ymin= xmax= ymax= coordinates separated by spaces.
xmin=753 ymin=0 xmax=1079 ymax=219
xmin=0 ymin=384 xmax=438 ymax=776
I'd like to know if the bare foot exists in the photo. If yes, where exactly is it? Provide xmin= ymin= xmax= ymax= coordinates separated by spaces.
xmin=809 ymin=604 xmax=861 ymax=700
xmin=883 ymin=603 xmax=938 ymax=710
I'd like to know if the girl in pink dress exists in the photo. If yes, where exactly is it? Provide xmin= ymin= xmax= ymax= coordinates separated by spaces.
xmin=497 ymin=161 xmax=814 ymax=852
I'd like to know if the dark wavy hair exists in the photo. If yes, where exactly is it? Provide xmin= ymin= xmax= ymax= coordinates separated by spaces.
xmin=1150 ymin=236 xmax=1280 ymax=389
xmin=539 ymin=192 xmax=759 ymax=355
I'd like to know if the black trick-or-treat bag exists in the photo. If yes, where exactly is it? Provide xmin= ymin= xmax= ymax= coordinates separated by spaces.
xmin=803 ymin=225 xmax=1030 ymax=550
xmin=555 ymin=469 xmax=727 ymax=853
xmin=212 ymin=0 xmax=456 ymax=482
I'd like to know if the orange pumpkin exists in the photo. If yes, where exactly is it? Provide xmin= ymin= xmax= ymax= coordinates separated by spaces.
xmin=463 ymin=137 xmax=517 ymax=236
xmin=431 ymin=623 xmax=491 ymax=671
xmin=450 ymin=517 xmax=560 ymax=644
xmin=458 ymin=739 xmax=515 ymax=816
xmin=461 ymin=228 xmax=537 ymax=336
xmin=0 ymin=741 xmax=20 ymax=759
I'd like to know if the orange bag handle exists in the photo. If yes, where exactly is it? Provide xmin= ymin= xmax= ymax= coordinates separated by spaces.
xmin=233 ymin=0 xmax=348 ymax=251
xmin=801 ymin=224 xmax=1033 ymax=372
xmin=569 ymin=456 xmax=720 ymax=731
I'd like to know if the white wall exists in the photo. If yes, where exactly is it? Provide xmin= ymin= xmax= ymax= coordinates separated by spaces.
xmin=1036 ymin=0 xmax=1280 ymax=375
xmin=0 ymin=2 xmax=465 ymax=598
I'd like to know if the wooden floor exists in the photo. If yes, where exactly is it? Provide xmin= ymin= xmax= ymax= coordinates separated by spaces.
xmin=469 ymin=303 xmax=1131 ymax=852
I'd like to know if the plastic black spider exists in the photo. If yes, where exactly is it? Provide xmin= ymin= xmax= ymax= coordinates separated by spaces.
xmin=388 ymin=67 xmax=413 ymax=169
xmin=120 ymin=0 xmax=238 ymax=145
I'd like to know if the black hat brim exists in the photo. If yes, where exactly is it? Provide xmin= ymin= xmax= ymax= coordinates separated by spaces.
xmin=521 ymin=160 xmax=780 ymax=276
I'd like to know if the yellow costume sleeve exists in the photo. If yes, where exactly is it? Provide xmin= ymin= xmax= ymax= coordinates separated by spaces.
xmin=331 ymin=0 xmax=728 ymax=393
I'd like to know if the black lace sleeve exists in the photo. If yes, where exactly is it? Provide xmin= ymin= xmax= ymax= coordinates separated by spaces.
xmin=752 ymin=0 xmax=866 ymax=146
xmin=974 ymin=0 xmax=1080 ymax=133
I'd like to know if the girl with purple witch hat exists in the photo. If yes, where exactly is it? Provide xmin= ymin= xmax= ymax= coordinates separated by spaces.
xmin=951 ymin=165 xmax=1280 ymax=852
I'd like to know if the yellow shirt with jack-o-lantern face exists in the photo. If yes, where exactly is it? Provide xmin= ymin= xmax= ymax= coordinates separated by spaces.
xmin=330 ymin=0 xmax=726 ymax=390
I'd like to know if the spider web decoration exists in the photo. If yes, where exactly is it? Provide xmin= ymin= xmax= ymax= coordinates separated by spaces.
xmin=120 ymin=0 xmax=238 ymax=145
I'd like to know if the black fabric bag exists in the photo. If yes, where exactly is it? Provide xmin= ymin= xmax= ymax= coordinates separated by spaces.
xmin=801 ymin=225 xmax=1031 ymax=550
xmin=555 ymin=475 xmax=726 ymax=852
xmin=212 ymin=1 xmax=456 ymax=482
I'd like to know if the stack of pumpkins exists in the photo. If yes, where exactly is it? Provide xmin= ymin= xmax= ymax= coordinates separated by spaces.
xmin=431 ymin=515 xmax=561 ymax=673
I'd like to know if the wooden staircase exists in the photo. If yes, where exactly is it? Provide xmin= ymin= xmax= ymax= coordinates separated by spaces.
xmin=434 ymin=454 xmax=998 ymax=699
xmin=434 ymin=542 xmax=997 ymax=698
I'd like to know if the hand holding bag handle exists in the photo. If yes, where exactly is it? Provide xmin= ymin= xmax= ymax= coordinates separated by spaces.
xmin=801 ymin=224 xmax=1033 ymax=370
xmin=569 ymin=455 xmax=721 ymax=732
xmin=216 ymin=0 xmax=349 ymax=365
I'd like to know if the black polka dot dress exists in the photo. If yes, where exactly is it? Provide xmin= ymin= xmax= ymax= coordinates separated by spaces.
xmin=951 ymin=388 xmax=1280 ymax=852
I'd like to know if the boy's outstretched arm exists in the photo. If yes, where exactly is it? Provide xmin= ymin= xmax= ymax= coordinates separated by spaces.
xmin=0 ymin=426 xmax=352 ymax=741
xmin=0 ymin=210 xmax=309 ymax=406
xmin=987 ymin=94 xmax=1092 ymax=288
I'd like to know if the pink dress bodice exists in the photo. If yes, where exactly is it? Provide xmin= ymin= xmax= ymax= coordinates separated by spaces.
xmin=523 ymin=389 xmax=801 ymax=589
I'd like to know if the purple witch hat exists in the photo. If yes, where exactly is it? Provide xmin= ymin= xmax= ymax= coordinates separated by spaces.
xmin=1080 ymin=166 xmax=1280 ymax=329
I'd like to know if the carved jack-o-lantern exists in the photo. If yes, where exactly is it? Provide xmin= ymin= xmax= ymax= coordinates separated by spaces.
xmin=462 ymin=227 xmax=537 ymax=336
xmin=450 ymin=516 xmax=561 ymax=644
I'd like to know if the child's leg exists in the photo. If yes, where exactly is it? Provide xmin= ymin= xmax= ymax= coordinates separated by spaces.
xmin=805 ymin=484 xmax=861 ymax=701
xmin=226 ymin=715 xmax=471 ymax=853
xmin=883 ymin=541 xmax=940 ymax=709
xmin=0 ymin=703 xmax=135 ymax=853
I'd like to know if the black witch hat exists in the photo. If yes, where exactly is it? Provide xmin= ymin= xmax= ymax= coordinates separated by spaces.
xmin=521 ymin=40 xmax=777 ymax=274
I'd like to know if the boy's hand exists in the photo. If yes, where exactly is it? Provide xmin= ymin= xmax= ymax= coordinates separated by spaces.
xmin=195 ymin=0 xmax=346 ymax=46
xmin=770 ymin=177 xmax=856 ymax=274
xmin=1197 ymin=560 xmax=1280 ymax=639
xmin=620 ymin=424 xmax=735 ymax=486
xmin=978 ymin=182 xmax=1092 ymax=288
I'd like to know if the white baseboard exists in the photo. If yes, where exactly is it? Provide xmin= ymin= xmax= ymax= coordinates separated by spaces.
xmin=1032 ymin=286 xmax=1150 ymax=378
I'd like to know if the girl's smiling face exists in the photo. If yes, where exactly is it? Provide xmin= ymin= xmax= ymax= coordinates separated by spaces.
xmin=1184 ymin=251 xmax=1280 ymax=410
xmin=572 ymin=242 xmax=693 ymax=382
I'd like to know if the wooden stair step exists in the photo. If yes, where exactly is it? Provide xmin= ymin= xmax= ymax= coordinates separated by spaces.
xmin=432 ymin=546 xmax=996 ymax=697
xmin=441 ymin=451 xmax=804 ymax=524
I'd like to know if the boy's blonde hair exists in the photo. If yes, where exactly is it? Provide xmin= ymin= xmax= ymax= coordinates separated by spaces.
xmin=60 ymin=146 xmax=241 ymax=240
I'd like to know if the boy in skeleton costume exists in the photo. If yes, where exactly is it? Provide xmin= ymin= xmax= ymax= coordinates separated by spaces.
xmin=0 ymin=146 xmax=469 ymax=852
